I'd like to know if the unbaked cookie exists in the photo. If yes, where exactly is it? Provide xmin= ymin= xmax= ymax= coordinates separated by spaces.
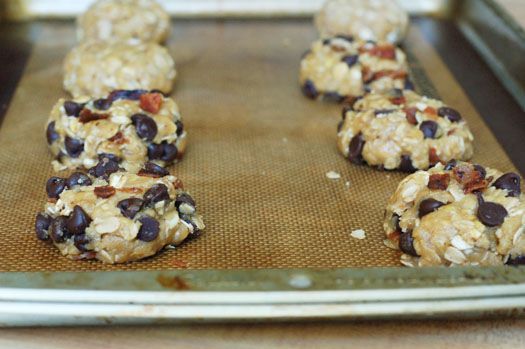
xmin=35 ymin=159 xmax=204 ymax=264
xmin=299 ymin=37 xmax=410 ymax=102
xmin=46 ymin=90 xmax=187 ymax=173
xmin=384 ymin=161 xmax=525 ymax=266
xmin=63 ymin=41 xmax=176 ymax=98
xmin=337 ymin=90 xmax=474 ymax=171
xmin=315 ymin=0 xmax=409 ymax=44
xmin=77 ymin=0 xmax=170 ymax=44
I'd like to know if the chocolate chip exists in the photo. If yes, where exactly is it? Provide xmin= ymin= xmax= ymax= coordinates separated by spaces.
xmin=63 ymin=101 xmax=84 ymax=117
xmin=161 ymin=142 xmax=178 ymax=163
xmin=143 ymin=184 xmax=170 ymax=206
xmin=65 ymin=172 xmax=92 ymax=188
xmin=437 ymin=107 xmax=462 ymax=122
xmin=74 ymin=233 xmax=91 ymax=252
xmin=93 ymin=98 xmax=112 ymax=110
xmin=392 ymin=213 xmax=402 ymax=232
xmin=493 ymin=172 xmax=521 ymax=197
xmin=147 ymin=143 xmax=163 ymax=160
xmin=46 ymin=121 xmax=59 ymax=145
xmin=301 ymin=79 xmax=318 ymax=99
xmin=399 ymin=231 xmax=418 ymax=256
xmin=108 ymin=89 xmax=146 ymax=101
xmin=175 ymin=120 xmax=184 ymax=136
xmin=399 ymin=155 xmax=416 ymax=172
xmin=138 ymin=162 xmax=169 ymax=178
xmin=35 ymin=213 xmax=52 ymax=241
xmin=348 ymin=133 xmax=365 ymax=164
xmin=337 ymin=120 xmax=344 ymax=132
xmin=137 ymin=215 xmax=160 ymax=242
xmin=64 ymin=136 xmax=84 ymax=158
xmin=444 ymin=159 xmax=457 ymax=171
xmin=46 ymin=177 xmax=66 ymax=199
xmin=117 ymin=198 xmax=144 ymax=219
xmin=322 ymin=38 xmax=331 ymax=45
xmin=98 ymin=153 xmax=121 ymax=162
xmin=419 ymin=120 xmax=438 ymax=139
xmin=323 ymin=92 xmax=344 ymax=103
xmin=418 ymin=198 xmax=446 ymax=218
xmin=180 ymin=214 xmax=201 ymax=237
xmin=175 ymin=193 xmax=196 ymax=211
xmin=341 ymin=54 xmax=358 ymax=68
xmin=374 ymin=108 xmax=395 ymax=116
xmin=506 ymin=255 xmax=525 ymax=266
xmin=335 ymin=34 xmax=354 ymax=42
xmin=404 ymin=78 xmax=415 ymax=90
xmin=131 ymin=113 xmax=158 ymax=141
xmin=66 ymin=205 xmax=92 ymax=235
xmin=477 ymin=200 xmax=508 ymax=227
xmin=88 ymin=156 xmax=120 ymax=178
xmin=473 ymin=164 xmax=486 ymax=179
xmin=49 ymin=216 xmax=71 ymax=243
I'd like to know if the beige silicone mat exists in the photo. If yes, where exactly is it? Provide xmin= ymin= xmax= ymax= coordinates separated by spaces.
xmin=0 ymin=20 xmax=518 ymax=272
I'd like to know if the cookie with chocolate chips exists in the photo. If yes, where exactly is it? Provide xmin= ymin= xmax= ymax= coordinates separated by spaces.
xmin=383 ymin=161 xmax=525 ymax=267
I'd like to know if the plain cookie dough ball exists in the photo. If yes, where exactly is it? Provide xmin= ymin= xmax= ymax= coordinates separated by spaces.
xmin=299 ymin=37 xmax=410 ymax=102
xmin=35 ymin=165 xmax=204 ymax=264
xmin=337 ymin=90 xmax=474 ymax=171
xmin=77 ymin=0 xmax=170 ymax=44
xmin=384 ymin=161 xmax=524 ymax=267
xmin=46 ymin=90 xmax=187 ymax=173
xmin=315 ymin=0 xmax=409 ymax=44
xmin=63 ymin=41 xmax=176 ymax=98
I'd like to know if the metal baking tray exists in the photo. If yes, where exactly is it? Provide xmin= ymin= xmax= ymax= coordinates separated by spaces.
xmin=0 ymin=0 xmax=524 ymax=326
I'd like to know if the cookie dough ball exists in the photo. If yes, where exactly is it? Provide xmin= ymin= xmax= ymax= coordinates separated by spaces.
xmin=299 ymin=37 xmax=410 ymax=102
xmin=77 ymin=0 xmax=170 ymax=44
xmin=46 ymin=90 xmax=187 ymax=173
xmin=315 ymin=0 xmax=409 ymax=44
xmin=337 ymin=90 xmax=474 ymax=171
xmin=384 ymin=161 xmax=525 ymax=266
xmin=63 ymin=41 xmax=176 ymax=98
xmin=35 ymin=163 xmax=204 ymax=264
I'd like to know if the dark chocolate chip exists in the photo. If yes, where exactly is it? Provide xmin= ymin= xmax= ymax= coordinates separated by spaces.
xmin=138 ymin=161 xmax=170 ymax=178
xmin=437 ymin=106 xmax=462 ymax=122
xmin=392 ymin=213 xmax=402 ymax=232
xmin=88 ymin=156 xmax=120 ymax=178
xmin=419 ymin=120 xmax=438 ymax=139
xmin=46 ymin=121 xmax=59 ymax=145
xmin=335 ymin=35 xmax=354 ymax=42
xmin=63 ymin=101 xmax=84 ymax=117
xmin=301 ymin=79 xmax=318 ymax=99
xmin=147 ymin=143 xmax=163 ymax=160
xmin=35 ymin=213 xmax=52 ymax=241
xmin=399 ymin=155 xmax=416 ymax=172
xmin=46 ymin=177 xmax=66 ymax=199
xmin=323 ymin=92 xmax=345 ymax=103
xmin=444 ymin=159 xmax=457 ymax=171
xmin=64 ymin=136 xmax=84 ymax=158
xmin=493 ymin=173 xmax=521 ymax=197
xmin=374 ymin=108 xmax=395 ymax=116
xmin=180 ymin=214 xmax=201 ymax=237
xmin=322 ymin=38 xmax=331 ymax=45
xmin=66 ymin=205 xmax=92 ymax=235
xmin=143 ymin=184 xmax=170 ymax=206
xmin=49 ymin=216 xmax=71 ymax=243
xmin=337 ymin=120 xmax=344 ymax=133
xmin=175 ymin=193 xmax=196 ymax=210
xmin=348 ymin=133 xmax=365 ymax=164
xmin=65 ymin=172 xmax=92 ymax=188
xmin=341 ymin=54 xmax=358 ymax=68
xmin=131 ymin=113 xmax=158 ymax=141
xmin=137 ymin=215 xmax=160 ymax=242
xmin=175 ymin=120 xmax=184 ymax=136
xmin=418 ymin=198 xmax=446 ymax=218
xmin=404 ymin=78 xmax=415 ymax=91
xmin=399 ymin=231 xmax=418 ymax=256
xmin=473 ymin=164 xmax=486 ymax=179
xmin=93 ymin=98 xmax=112 ymax=110
xmin=108 ymin=89 xmax=146 ymax=101
xmin=477 ymin=200 xmax=507 ymax=227
xmin=98 ymin=153 xmax=121 ymax=162
xmin=341 ymin=104 xmax=352 ymax=119
xmin=161 ymin=142 xmax=178 ymax=163
xmin=506 ymin=255 xmax=525 ymax=266
xmin=74 ymin=233 xmax=91 ymax=252
xmin=117 ymin=198 xmax=144 ymax=219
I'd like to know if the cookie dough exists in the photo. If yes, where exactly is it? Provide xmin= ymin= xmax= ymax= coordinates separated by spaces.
xmin=77 ymin=0 xmax=170 ymax=44
xmin=384 ymin=161 xmax=525 ymax=266
xmin=35 ymin=158 xmax=204 ymax=264
xmin=63 ymin=41 xmax=176 ymax=98
xmin=337 ymin=90 xmax=474 ymax=171
xmin=299 ymin=37 xmax=410 ymax=102
xmin=315 ymin=0 xmax=409 ymax=44
xmin=46 ymin=90 xmax=187 ymax=173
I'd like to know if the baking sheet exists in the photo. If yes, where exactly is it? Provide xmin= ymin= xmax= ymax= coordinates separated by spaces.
xmin=0 ymin=18 xmax=519 ymax=272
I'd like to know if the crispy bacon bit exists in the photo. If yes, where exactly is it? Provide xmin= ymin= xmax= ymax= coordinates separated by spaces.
xmin=424 ymin=106 xmax=437 ymax=116
xmin=94 ymin=185 xmax=116 ymax=198
xmin=452 ymin=163 xmax=490 ymax=194
xmin=390 ymin=96 xmax=406 ymax=105
xmin=172 ymin=178 xmax=184 ymax=189
xmin=372 ymin=70 xmax=407 ymax=81
xmin=361 ymin=66 xmax=374 ymax=83
xmin=360 ymin=44 xmax=396 ymax=59
xmin=107 ymin=131 xmax=127 ymax=144
xmin=330 ymin=45 xmax=346 ymax=52
xmin=47 ymin=198 xmax=57 ymax=204
xmin=387 ymin=230 xmax=401 ymax=241
xmin=404 ymin=107 xmax=418 ymax=125
xmin=78 ymin=109 xmax=109 ymax=123
xmin=117 ymin=187 xmax=144 ymax=194
xmin=428 ymin=147 xmax=442 ymax=166
xmin=428 ymin=173 xmax=450 ymax=190
xmin=140 ymin=93 xmax=163 ymax=113
xmin=447 ymin=129 xmax=456 ymax=136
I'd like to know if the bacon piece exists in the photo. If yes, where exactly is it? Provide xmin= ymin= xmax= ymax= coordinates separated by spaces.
xmin=140 ymin=92 xmax=163 ymax=114
xmin=428 ymin=173 xmax=450 ymax=190
xmin=428 ymin=147 xmax=442 ymax=166
xmin=172 ymin=178 xmax=184 ymax=190
xmin=424 ymin=106 xmax=437 ymax=116
xmin=78 ymin=109 xmax=109 ymax=123
xmin=390 ymin=96 xmax=406 ymax=105
xmin=117 ymin=187 xmax=144 ymax=194
xmin=372 ymin=70 xmax=407 ymax=81
xmin=404 ymin=107 xmax=418 ymax=125
xmin=107 ymin=131 xmax=127 ymax=144
xmin=452 ymin=163 xmax=490 ymax=194
xmin=94 ymin=185 xmax=116 ymax=198
xmin=360 ymin=44 xmax=396 ymax=59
